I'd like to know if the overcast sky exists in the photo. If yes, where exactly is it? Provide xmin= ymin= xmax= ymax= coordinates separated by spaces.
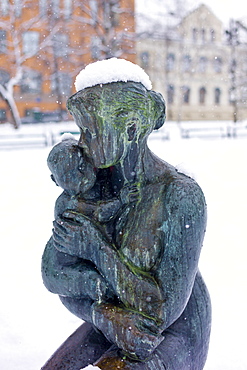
xmin=136 ymin=0 xmax=247 ymax=26
xmin=197 ymin=0 xmax=247 ymax=24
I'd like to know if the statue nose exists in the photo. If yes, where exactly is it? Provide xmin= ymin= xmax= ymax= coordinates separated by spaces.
xmin=78 ymin=128 xmax=92 ymax=148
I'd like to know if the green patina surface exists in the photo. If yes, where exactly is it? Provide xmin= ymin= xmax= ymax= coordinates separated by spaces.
xmin=42 ymin=81 xmax=211 ymax=369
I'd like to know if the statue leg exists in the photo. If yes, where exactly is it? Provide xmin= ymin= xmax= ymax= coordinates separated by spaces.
xmin=157 ymin=271 xmax=211 ymax=370
xmin=41 ymin=322 xmax=112 ymax=370
xmin=94 ymin=272 xmax=211 ymax=370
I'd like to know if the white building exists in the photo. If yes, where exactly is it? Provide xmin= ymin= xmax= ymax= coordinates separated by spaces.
xmin=137 ymin=4 xmax=247 ymax=121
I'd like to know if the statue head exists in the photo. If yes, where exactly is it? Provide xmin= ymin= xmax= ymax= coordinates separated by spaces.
xmin=67 ymin=59 xmax=166 ymax=169
xmin=47 ymin=138 xmax=96 ymax=195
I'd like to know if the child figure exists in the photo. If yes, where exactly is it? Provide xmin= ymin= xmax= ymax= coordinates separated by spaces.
xmin=48 ymin=134 xmax=96 ymax=197
xmin=45 ymin=135 xmax=118 ymax=302
xmin=47 ymin=134 xmax=121 ymax=228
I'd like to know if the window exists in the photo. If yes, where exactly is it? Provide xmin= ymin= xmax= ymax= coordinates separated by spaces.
xmin=198 ymin=56 xmax=207 ymax=73
xmin=167 ymin=85 xmax=174 ymax=104
xmin=140 ymin=52 xmax=149 ymax=69
xmin=22 ymin=31 xmax=39 ymax=56
xmin=182 ymin=55 xmax=191 ymax=72
xmin=53 ymin=33 xmax=69 ymax=57
xmin=20 ymin=69 xmax=42 ymax=94
xmin=210 ymin=29 xmax=215 ymax=43
xmin=199 ymin=87 xmax=206 ymax=104
xmin=215 ymin=88 xmax=221 ymax=104
xmin=181 ymin=86 xmax=190 ymax=104
xmin=0 ymin=30 xmax=7 ymax=54
xmin=192 ymin=28 xmax=198 ymax=42
xmin=0 ymin=109 xmax=7 ymax=122
xmin=201 ymin=29 xmax=206 ymax=43
xmin=229 ymin=87 xmax=235 ymax=104
xmin=214 ymin=57 xmax=222 ymax=73
xmin=51 ymin=72 xmax=72 ymax=97
xmin=1 ymin=0 xmax=9 ymax=16
xmin=241 ymin=86 xmax=247 ymax=103
xmin=0 ymin=70 xmax=10 ymax=85
xmin=166 ymin=53 xmax=175 ymax=71
xmin=229 ymin=58 xmax=237 ymax=74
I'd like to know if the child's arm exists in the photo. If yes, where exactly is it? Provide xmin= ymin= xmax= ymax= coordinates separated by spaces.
xmin=42 ymin=236 xmax=115 ymax=302
xmin=52 ymin=211 xmax=163 ymax=321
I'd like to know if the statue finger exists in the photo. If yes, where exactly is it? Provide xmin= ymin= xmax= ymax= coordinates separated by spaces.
xmin=53 ymin=228 xmax=73 ymax=246
xmin=63 ymin=210 xmax=87 ymax=225
xmin=53 ymin=219 xmax=69 ymax=234
xmin=53 ymin=223 xmax=72 ymax=240
xmin=54 ymin=216 xmax=75 ymax=232
xmin=52 ymin=232 xmax=74 ymax=253
xmin=54 ymin=218 xmax=79 ymax=236
xmin=53 ymin=239 xmax=67 ymax=253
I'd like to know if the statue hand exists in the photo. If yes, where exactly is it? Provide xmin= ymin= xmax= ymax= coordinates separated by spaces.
xmin=52 ymin=211 xmax=103 ymax=260
xmin=52 ymin=215 xmax=83 ymax=257
xmin=92 ymin=303 xmax=164 ymax=361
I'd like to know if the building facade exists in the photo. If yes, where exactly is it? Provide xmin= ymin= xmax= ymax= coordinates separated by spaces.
xmin=0 ymin=0 xmax=135 ymax=123
xmin=137 ymin=4 xmax=247 ymax=121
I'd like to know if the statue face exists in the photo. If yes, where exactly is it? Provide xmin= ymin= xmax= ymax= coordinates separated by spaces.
xmin=47 ymin=140 xmax=96 ymax=195
xmin=67 ymin=82 xmax=152 ymax=169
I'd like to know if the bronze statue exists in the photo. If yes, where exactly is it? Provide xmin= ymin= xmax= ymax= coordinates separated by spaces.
xmin=42 ymin=59 xmax=211 ymax=369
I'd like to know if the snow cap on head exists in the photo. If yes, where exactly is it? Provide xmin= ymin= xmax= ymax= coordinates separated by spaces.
xmin=74 ymin=58 xmax=152 ymax=91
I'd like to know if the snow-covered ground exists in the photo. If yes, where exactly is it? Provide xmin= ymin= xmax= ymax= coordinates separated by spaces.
xmin=0 ymin=121 xmax=246 ymax=369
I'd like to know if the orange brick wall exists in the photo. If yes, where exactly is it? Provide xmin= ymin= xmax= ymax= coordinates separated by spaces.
xmin=0 ymin=0 xmax=135 ymax=121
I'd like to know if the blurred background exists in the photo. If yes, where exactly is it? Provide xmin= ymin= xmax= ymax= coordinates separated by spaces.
xmin=0 ymin=0 xmax=247 ymax=128
xmin=0 ymin=1 xmax=246 ymax=370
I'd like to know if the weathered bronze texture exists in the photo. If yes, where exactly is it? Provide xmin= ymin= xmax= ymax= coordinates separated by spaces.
xmin=42 ymin=81 xmax=211 ymax=369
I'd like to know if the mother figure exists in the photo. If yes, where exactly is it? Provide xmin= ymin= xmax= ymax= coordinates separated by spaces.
xmin=42 ymin=58 xmax=211 ymax=370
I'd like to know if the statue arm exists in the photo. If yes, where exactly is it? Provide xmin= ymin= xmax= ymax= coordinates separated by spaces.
xmin=50 ymin=212 xmax=165 ymax=361
xmin=156 ymin=179 xmax=207 ymax=331
xmin=53 ymin=211 xmax=163 ymax=321
xmin=42 ymin=236 xmax=114 ymax=301
xmin=91 ymin=180 xmax=207 ymax=335
xmin=51 ymin=178 xmax=206 ymax=358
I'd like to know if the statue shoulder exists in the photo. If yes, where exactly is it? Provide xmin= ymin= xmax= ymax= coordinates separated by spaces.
xmin=161 ymin=166 xmax=206 ymax=213
xmin=155 ymin=168 xmax=207 ymax=241
xmin=147 ymin=153 xmax=204 ymax=202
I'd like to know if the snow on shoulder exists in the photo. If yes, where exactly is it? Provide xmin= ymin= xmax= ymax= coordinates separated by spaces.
xmin=74 ymin=58 xmax=152 ymax=91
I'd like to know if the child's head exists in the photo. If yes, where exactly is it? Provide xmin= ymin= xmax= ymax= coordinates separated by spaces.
xmin=47 ymin=137 xmax=96 ymax=195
